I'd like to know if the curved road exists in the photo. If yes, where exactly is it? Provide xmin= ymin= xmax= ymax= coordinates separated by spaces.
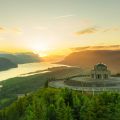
xmin=49 ymin=77 xmax=120 ymax=92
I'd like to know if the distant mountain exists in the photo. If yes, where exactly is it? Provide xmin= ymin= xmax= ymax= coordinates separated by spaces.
xmin=43 ymin=55 xmax=65 ymax=62
xmin=14 ymin=53 xmax=42 ymax=64
xmin=0 ymin=52 xmax=42 ymax=64
xmin=59 ymin=50 xmax=120 ymax=73
xmin=0 ymin=58 xmax=18 ymax=71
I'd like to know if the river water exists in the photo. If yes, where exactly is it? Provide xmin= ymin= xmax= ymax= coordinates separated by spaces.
xmin=0 ymin=62 xmax=64 ymax=81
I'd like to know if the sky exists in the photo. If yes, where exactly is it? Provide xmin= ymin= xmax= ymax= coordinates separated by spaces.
xmin=0 ymin=0 xmax=120 ymax=56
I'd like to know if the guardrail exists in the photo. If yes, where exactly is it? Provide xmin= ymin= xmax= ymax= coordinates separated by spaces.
xmin=49 ymin=81 xmax=120 ymax=92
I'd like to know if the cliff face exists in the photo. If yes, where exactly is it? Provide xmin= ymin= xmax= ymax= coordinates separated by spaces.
xmin=0 ymin=58 xmax=18 ymax=71
xmin=0 ymin=52 xmax=42 ymax=71
xmin=59 ymin=50 xmax=120 ymax=73
xmin=0 ymin=53 xmax=42 ymax=64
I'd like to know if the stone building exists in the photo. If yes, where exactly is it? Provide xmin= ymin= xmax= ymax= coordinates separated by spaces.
xmin=91 ymin=63 xmax=111 ymax=80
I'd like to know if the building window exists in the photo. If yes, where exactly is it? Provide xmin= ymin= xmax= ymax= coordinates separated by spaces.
xmin=92 ymin=74 xmax=94 ymax=78
xmin=104 ymin=74 xmax=108 ymax=79
xmin=96 ymin=74 xmax=102 ymax=79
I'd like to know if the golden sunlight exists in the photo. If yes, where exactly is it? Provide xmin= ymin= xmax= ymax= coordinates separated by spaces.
xmin=31 ymin=43 xmax=49 ymax=57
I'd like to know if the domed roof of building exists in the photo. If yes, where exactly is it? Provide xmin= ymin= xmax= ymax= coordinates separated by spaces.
xmin=96 ymin=63 xmax=107 ymax=67
xmin=94 ymin=63 xmax=107 ymax=71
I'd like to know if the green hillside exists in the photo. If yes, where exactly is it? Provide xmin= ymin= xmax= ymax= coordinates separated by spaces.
xmin=0 ymin=88 xmax=120 ymax=120
xmin=0 ymin=53 xmax=41 ymax=64
xmin=0 ymin=58 xmax=18 ymax=71
xmin=0 ymin=66 xmax=82 ymax=109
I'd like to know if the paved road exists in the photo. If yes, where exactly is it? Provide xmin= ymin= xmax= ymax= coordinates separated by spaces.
xmin=49 ymin=78 xmax=120 ymax=92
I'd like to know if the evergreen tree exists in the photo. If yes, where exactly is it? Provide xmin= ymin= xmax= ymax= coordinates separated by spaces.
xmin=47 ymin=104 xmax=57 ymax=120
xmin=24 ymin=105 xmax=35 ymax=120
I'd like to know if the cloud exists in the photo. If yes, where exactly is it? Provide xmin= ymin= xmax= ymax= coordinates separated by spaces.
xmin=0 ymin=27 xmax=5 ymax=32
xmin=71 ymin=45 xmax=120 ymax=51
xmin=75 ymin=27 xmax=98 ymax=36
xmin=74 ymin=26 xmax=120 ymax=36
xmin=54 ymin=14 xmax=75 ymax=20
xmin=103 ymin=27 xmax=120 ymax=33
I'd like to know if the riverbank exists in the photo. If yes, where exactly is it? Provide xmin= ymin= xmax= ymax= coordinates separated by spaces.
xmin=0 ymin=62 xmax=66 ymax=81
xmin=0 ymin=65 xmax=82 ymax=109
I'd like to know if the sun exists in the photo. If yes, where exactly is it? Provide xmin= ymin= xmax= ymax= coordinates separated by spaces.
xmin=31 ymin=43 xmax=49 ymax=57
xmin=33 ymin=44 xmax=48 ymax=51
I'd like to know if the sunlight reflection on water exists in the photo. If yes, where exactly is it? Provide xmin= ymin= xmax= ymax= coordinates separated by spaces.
xmin=0 ymin=62 xmax=64 ymax=81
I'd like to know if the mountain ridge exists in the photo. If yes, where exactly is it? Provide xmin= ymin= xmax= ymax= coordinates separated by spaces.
xmin=0 ymin=52 xmax=42 ymax=64
xmin=0 ymin=57 xmax=18 ymax=71
xmin=58 ymin=50 xmax=120 ymax=73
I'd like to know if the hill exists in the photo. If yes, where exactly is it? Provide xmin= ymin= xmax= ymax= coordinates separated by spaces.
xmin=0 ymin=66 xmax=83 ymax=109
xmin=0 ymin=52 xmax=41 ymax=64
xmin=0 ymin=88 xmax=120 ymax=120
xmin=59 ymin=50 xmax=120 ymax=73
xmin=0 ymin=58 xmax=18 ymax=71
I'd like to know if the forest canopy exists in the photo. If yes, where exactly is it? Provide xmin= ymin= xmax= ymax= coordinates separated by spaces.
xmin=0 ymin=88 xmax=120 ymax=120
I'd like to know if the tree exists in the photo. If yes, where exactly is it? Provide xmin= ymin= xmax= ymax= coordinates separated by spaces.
xmin=47 ymin=104 xmax=57 ymax=120
xmin=24 ymin=105 xmax=35 ymax=120
xmin=44 ymin=80 xmax=49 ymax=88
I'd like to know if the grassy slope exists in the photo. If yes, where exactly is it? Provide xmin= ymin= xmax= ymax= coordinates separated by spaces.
xmin=0 ymin=66 xmax=82 ymax=109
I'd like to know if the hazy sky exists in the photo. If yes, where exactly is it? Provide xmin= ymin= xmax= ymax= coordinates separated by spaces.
xmin=0 ymin=0 xmax=120 ymax=55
